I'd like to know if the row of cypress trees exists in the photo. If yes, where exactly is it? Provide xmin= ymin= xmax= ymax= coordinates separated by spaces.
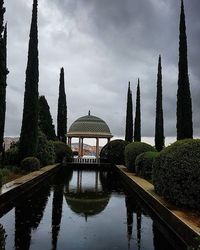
xmin=125 ymin=0 xmax=192 ymax=151
xmin=0 ymin=0 xmax=67 ymax=161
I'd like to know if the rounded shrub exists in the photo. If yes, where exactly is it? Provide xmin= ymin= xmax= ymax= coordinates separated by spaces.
xmin=21 ymin=157 xmax=40 ymax=172
xmin=135 ymin=151 xmax=159 ymax=180
xmin=37 ymin=131 xmax=55 ymax=166
xmin=100 ymin=139 xmax=129 ymax=165
xmin=125 ymin=142 xmax=156 ymax=172
xmin=152 ymin=139 xmax=200 ymax=210
xmin=53 ymin=141 xmax=73 ymax=163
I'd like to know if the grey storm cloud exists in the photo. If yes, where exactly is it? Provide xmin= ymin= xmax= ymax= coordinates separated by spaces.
xmin=3 ymin=0 xmax=200 ymax=140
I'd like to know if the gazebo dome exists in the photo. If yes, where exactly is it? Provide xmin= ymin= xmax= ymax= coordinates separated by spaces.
xmin=67 ymin=111 xmax=113 ymax=138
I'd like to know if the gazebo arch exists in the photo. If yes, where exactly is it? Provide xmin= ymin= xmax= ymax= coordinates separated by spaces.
xmin=67 ymin=111 xmax=113 ymax=158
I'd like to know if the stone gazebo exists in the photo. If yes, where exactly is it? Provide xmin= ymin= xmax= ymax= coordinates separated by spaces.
xmin=67 ymin=111 xmax=113 ymax=158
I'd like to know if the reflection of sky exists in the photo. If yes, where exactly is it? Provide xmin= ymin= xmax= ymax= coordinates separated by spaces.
xmin=0 ymin=170 xmax=180 ymax=250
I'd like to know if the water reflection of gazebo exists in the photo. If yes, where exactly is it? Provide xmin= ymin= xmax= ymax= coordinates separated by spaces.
xmin=64 ymin=170 xmax=111 ymax=220
xmin=67 ymin=111 xmax=113 ymax=158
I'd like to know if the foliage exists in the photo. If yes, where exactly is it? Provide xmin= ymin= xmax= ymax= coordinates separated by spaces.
xmin=57 ymin=67 xmax=67 ymax=143
xmin=4 ymin=146 xmax=20 ymax=165
xmin=21 ymin=157 xmax=40 ymax=172
xmin=134 ymin=79 xmax=141 ymax=142
xmin=125 ymin=82 xmax=133 ymax=142
xmin=19 ymin=0 xmax=39 ymax=159
xmin=0 ymin=224 xmax=6 ymax=250
xmin=53 ymin=141 xmax=73 ymax=163
xmin=152 ymin=139 xmax=200 ymax=210
xmin=125 ymin=142 xmax=156 ymax=172
xmin=100 ymin=139 xmax=129 ymax=165
xmin=0 ymin=4 xmax=8 ymax=153
xmin=0 ymin=171 xmax=2 ymax=187
xmin=39 ymin=95 xmax=56 ymax=141
xmin=177 ymin=0 xmax=193 ymax=140
xmin=36 ymin=130 xmax=55 ymax=166
xmin=135 ymin=151 xmax=159 ymax=180
xmin=155 ymin=55 xmax=164 ymax=151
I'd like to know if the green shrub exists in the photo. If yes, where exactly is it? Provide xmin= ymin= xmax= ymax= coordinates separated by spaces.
xmin=100 ymin=139 xmax=129 ymax=165
xmin=152 ymin=139 xmax=200 ymax=210
xmin=53 ymin=141 xmax=73 ymax=163
xmin=135 ymin=151 xmax=159 ymax=180
xmin=21 ymin=157 xmax=40 ymax=172
xmin=125 ymin=142 xmax=156 ymax=172
xmin=37 ymin=131 xmax=55 ymax=166
xmin=4 ymin=146 xmax=20 ymax=166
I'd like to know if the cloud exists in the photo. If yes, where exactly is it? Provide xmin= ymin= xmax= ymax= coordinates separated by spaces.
xmin=3 ymin=0 xmax=200 ymax=140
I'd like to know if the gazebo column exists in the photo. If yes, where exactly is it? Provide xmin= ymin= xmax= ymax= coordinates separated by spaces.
xmin=68 ymin=137 xmax=72 ymax=147
xmin=96 ymin=138 xmax=99 ymax=159
xmin=81 ymin=138 xmax=84 ymax=157
xmin=78 ymin=138 xmax=81 ymax=157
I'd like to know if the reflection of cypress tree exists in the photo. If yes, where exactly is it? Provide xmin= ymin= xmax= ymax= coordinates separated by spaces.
xmin=51 ymin=184 xmax=64 ymax=250
xmin=15 ymin=184 xmax=50 ymax=250
xmin=136 ymin=211 xmax=142 ymax=250
xmin=125 ymin=195 xmax=134 ymax=249
xmin=0 ymin=224 xmax=6 ymax=250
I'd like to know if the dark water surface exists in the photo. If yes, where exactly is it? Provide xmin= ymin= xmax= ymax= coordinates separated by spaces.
xmin=0 ymin=168 xmax=186 ymax=250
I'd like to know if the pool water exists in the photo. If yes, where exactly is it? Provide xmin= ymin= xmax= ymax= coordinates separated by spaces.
xmin=0 ymin=168 xmax=186 ymax=250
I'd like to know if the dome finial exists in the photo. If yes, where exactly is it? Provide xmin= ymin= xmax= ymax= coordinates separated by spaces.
xmin=88 ymin=110 xmax=91 ymax=116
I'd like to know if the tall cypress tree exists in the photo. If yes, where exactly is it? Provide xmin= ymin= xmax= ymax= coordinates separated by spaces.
xmin=19 ymin=0 xmax=39 ymax=159
xmin=39 ymin=96 xmax=56 ymax=141
xmin=125 ymin=82 xmax=133 ymax=142
xmin=0 ymin=1 xmax=7 ymax=153
xmin=177 ymin=0 xmax=193 ymax=140
xmin=155 ymin=55 xmax=164 ymax=151
xmin=57 ymin=67 xmax=67 ymax=143
xmin=134 ymin=79 xmax=141 ymax=142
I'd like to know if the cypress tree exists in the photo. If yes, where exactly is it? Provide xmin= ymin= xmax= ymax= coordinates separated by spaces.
xmin=134 ymin=79 xmax=141 ymax=142
xmin=0 ymin=1 xmax=7 ymax=153
xmin=155 ymin=55 xmax=165 ymax=151
xmin=57 ymin=67 xmax=67 ymax=143
xmin=19 ymin=0 xmax=39 ymax=159
xmin=39 ymin=96 xmax=56 ymax=141
xmin=177 ymin=0 xmax=193 ymax=140
xmin=125 ymin=82 xmax=133 ymax=142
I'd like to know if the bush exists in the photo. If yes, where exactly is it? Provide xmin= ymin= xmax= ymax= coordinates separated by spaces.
xmin=4 ymin=146 xmax=20 ymax=166
xmin=135 ymin=151 xmax=159 ymax=180
xmin=37 ymin=131 xmax=55 ymax=166
xmin=21 ymin=157 xmax=40 ymax=172
xmin=152 ymin=139 xmax=200 ymax=210
xmin=100 ymin=139 xmax=129 ymax=165
xmin=53 ymin=141 xmax=73 ymax=163
xmin=0 ymin=171 xmax=2 ymax=187
xmin=125 ymin=142 xmax=156 ymax=172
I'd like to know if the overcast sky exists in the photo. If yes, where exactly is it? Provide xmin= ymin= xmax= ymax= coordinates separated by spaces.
xmin=4 ymin=0 xmax=200 ymax=143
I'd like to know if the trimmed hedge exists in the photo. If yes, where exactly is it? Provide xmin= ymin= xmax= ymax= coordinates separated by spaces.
xmin=152 ymin=139 xmax=200 ymax=210
xmin=21 ymin=157 xmax=40 ymax=172
xmin=100 ymin=139 xmax=129 ymax=165
xmin=135 ymin=151 xmax=159 ymax=180
xmin=53 ymin=141 xmax=73 ymax=163
xmin=125 ymin=142 xmax=156 ymax=172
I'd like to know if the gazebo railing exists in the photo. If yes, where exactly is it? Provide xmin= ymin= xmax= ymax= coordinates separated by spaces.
xmin=72 ymin=157 xmax=100 ymax=164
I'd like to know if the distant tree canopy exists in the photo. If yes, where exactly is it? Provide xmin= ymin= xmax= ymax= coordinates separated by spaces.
xmin=0 ymin=1 xmax=8 ymax=154
xmin=39 ymin=96 xmax=56 ymax=141
xmin=176 ymin=0 xmax=193 ymax=140
xmin=155 ymin=55 xmax=164 ymax=151
xmin=125 ymin=82 xmax=133 ymax=142
xmin=19 ymin=0 xmax=39 ymax=159
xmin=134 ymin=79 xmax=141 ymax=142
xmin=57 ymin=67 xmax=67 ymax=143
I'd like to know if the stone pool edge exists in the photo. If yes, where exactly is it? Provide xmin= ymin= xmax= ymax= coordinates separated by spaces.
xmin=116 ymin=165 xmax=200 ymax=247
xmin=0 ymin=164 xmax=61 ymax=211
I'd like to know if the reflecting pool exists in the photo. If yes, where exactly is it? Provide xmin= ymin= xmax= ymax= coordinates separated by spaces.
xmin=0 ymin=168 xmax=186 ymax=250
